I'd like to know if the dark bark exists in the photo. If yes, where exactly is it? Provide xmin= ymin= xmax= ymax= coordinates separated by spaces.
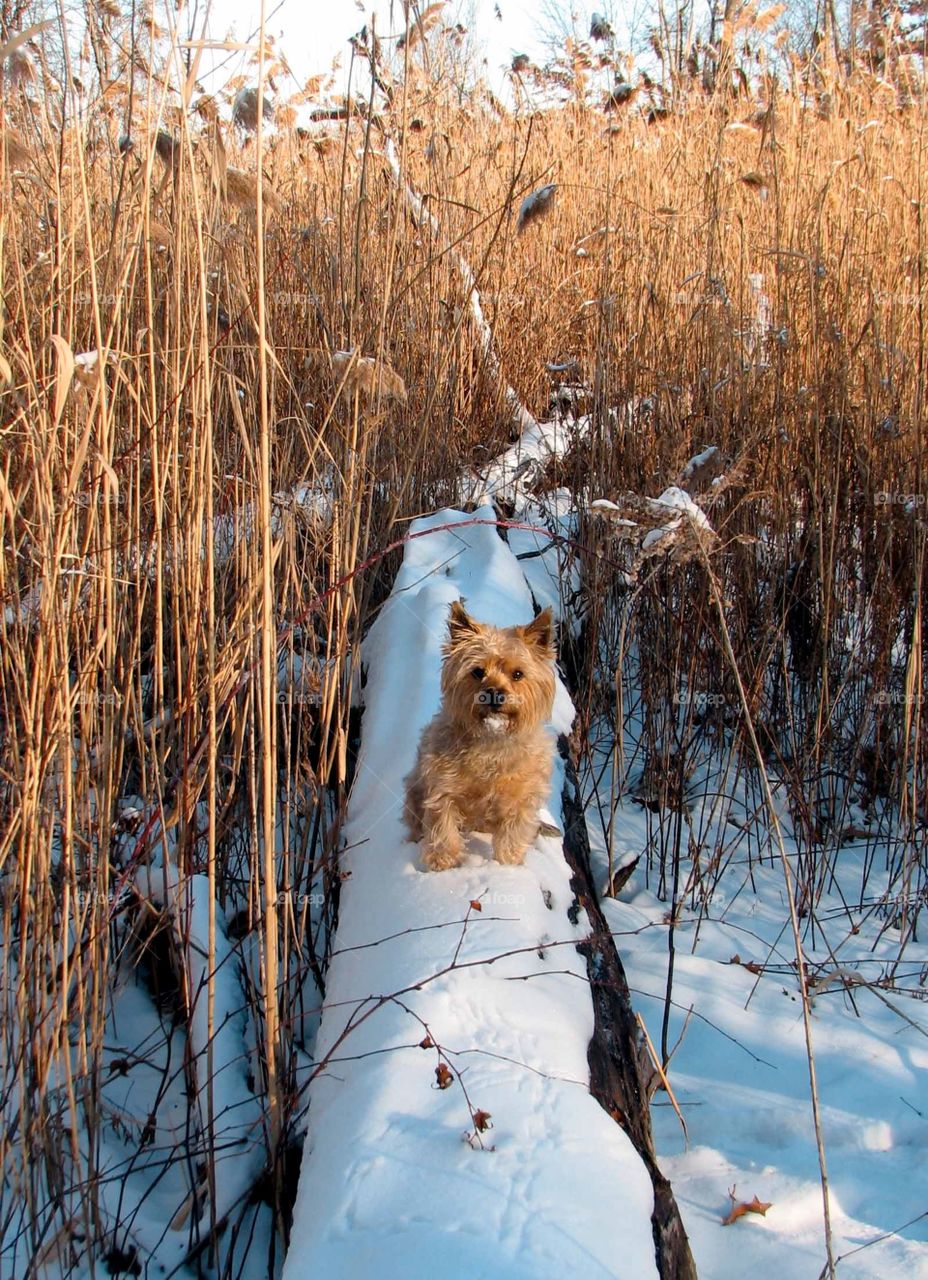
xmin=559 ymin=739 xmax=698 ymax=1280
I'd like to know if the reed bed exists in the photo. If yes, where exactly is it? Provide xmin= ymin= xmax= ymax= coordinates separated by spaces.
xmin=0 ymin=12 xmax=924 ymax=1276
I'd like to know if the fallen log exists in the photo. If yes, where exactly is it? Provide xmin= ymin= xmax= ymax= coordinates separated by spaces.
xmin=560 ymin=748 xmax=697 ymax=1280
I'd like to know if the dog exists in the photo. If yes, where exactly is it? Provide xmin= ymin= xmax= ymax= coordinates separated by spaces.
xmin=404 ymin=600 xmax=556 ymax=871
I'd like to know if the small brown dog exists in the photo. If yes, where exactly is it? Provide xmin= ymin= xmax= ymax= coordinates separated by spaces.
xmin=404 ymin=600 xmax=556 ymax=871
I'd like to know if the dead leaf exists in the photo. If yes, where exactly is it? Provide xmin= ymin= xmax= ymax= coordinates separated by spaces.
xmin=49 ymin=335 xmax=75 ymax=423
xmin=306 ymin=349 xmax=407 ymax=408
xmin=722 ymin=1190 xmax=772 ymax=1225
xmin=225 ymin=167 xmax=283 ymax=213
xmin=435 ymin=1063 xmax=453 ymax=1089
xmin=469 ymin=899 xmax=482 ymax=912
xmin=472 ymin=1109 xmax=493 ymax=1132
xmin=419 ymin=1035 xmax=433 ymax=1050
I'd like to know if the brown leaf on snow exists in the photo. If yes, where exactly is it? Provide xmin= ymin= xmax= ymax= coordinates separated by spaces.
xmin=472 ymin=1109 xmax=493 ymax=1132
xmin=728 ymin=954 xmax=763 ymax=975
xmin=435 ymin=1063 xmax=453 ymax=1089
xmin=419 ymin=1036 xmax=433 ymax=1050
xmin=722 ymin=1191 xmax=772 ymax=1225
xmin=469 ymin=899 xmax=482 ymax=912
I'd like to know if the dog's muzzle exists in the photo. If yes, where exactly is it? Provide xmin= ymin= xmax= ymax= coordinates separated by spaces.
xmin=477 ymin=687 xmax=506 ymax=708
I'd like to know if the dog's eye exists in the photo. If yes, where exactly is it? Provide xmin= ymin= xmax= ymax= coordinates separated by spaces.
xmin=512 ymin=669 xmax=524 ymax=681
xmin=471 ymin=666 xmax=485 ymax=679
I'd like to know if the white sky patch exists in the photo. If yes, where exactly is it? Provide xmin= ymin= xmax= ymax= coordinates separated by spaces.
xmin=194 ymin=0 xmax=586 ymax=100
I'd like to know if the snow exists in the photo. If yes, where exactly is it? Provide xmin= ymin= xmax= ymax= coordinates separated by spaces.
xmin=463 ymin=416 xmax=586 ymax=507
xmin=584 ymin=740 xmax=928 ymax=1280
xmin=638 ymin=487 xmax=714 ymax=555
xmin=506 ymin=491 xmax=580 ymax=627
xmin=516 ymin=183 xmax=558 ymax=232
xmin=26 ymin=849 xmax=273 ymax=1280
xmin=9 ymin=408 xmax=920 ymax=1280
xmin=135 ymin=865 xmax=264 ymax=1223
xmin=283 ymin=507 xmax=658 ymax=1280
xmin=651 ymin=485 xmax=713 ymax=529
xmin=278 ymin=366 xmax=928 ymax=1279
xmin=681 ymin=445 xmax=720 ymax=479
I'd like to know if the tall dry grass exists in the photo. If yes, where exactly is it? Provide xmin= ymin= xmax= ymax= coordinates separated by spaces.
xmin=0 ymin=9 xmax=924 ymax=1276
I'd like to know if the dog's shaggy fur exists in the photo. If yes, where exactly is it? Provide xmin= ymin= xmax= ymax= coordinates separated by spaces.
xmin=404 ymin=600 xmax=556 ymax=871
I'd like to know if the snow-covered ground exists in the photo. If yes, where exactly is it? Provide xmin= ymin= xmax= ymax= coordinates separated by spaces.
xmin=11 ymin=489 xmax=924 ymax=1280
xmin=586 ymin=757 xmax=928 ymax=1279
xmin=282 ymin=436 xmax=927 ymax=1279
xmin=13 ymin=469 xmax=920 ymax=1280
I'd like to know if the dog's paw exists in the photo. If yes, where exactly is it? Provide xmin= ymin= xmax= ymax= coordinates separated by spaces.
xmin=421 ymin=844 xmax=465 ymax=872
xmin=493 ymin=843 xmax=528 ymax=866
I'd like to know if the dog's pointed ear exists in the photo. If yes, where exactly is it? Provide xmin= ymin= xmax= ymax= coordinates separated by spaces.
xmin=521 ymin=607 xmax=555 ymax=656
xmin=447 ymin=599 xmax=479 ymax=646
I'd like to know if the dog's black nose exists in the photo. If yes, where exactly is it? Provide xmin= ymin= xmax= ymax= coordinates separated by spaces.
xmin=478 ymin=687 xmax=506 ymax=707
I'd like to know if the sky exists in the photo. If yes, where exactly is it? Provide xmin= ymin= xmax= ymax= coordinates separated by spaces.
xmin=196 ymin=0 xmax=610 ymax=101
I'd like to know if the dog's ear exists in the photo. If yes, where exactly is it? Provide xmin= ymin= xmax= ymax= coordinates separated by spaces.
xmin=520 ymin=607 xmax=555 ymax=656
xmin=447 ymin=599 xmax=479 ymax=646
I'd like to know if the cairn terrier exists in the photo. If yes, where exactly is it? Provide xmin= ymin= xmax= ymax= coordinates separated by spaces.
xmin=404 ymin=600 xmax=556 ymax=871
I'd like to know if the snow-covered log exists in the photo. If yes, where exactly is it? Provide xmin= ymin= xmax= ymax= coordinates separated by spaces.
xmin=283 ymin=507 xmax=693 ymax=1279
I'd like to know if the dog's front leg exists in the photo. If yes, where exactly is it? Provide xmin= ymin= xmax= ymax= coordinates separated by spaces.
xmin=421 ymin=798 xmax=466 ymax=871
xmin=491 ymin=810 xmax=538 ymax=866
